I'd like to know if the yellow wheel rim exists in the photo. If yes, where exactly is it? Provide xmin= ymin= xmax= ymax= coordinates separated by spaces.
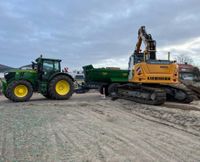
xmin=14 ymin=85 xmax=28 ymax=98
xmin=55 ymin=80 xmax=70 ymax=96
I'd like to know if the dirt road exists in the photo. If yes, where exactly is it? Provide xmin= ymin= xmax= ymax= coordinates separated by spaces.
xmin=0 ymin=93 xmax=200 ymax=162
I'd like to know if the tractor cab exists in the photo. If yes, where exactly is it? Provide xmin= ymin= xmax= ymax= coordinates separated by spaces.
xmin=35 ymin=57 xmax=61 ymax=81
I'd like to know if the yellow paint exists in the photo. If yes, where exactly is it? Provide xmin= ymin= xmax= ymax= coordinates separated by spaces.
xmin=55 ymin=80 xmax=70 ymax=95
xmin=129 ymin=62 xmax=179 ymax=84
xmin=14 ymin=85 xmax=28 ymax=98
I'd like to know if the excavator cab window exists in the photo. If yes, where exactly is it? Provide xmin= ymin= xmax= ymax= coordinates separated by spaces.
xmin=134 ymin=53 xmax=144 ymax=64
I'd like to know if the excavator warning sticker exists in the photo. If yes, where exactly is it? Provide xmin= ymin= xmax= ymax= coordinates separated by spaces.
xmin=136 ymin=67 xmax=142 ymax=75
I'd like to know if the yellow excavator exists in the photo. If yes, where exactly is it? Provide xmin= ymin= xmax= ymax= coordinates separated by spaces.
xmin=109 ymin=26 xmax=193 ymax=105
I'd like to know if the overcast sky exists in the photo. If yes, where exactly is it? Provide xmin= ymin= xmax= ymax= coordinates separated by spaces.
xmin=0 ymin=0 xmax=200 ymax=70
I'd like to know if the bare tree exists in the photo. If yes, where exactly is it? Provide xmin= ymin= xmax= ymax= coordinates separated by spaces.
xmin=175 ymin=54 xmax=194 ymax=64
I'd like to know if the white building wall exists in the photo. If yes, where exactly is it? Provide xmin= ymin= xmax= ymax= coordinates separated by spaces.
xmin=0 ymin=73 xmax=4 ymax=79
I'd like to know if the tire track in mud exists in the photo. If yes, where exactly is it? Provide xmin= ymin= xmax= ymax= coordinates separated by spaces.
xmin=52 ymin=120 xmax=107 ymax=161
xmin=164 ymin=102 xmax=200 ymax=111
xmin=98 ymin=112 xmax=200 ymax=162
xmin=51 ymin=111 xmax=140 ymax=161
xmin=49 ymin=99 xmax=200 ymax=162
xmin=1 ymin=94 xmax=200 ymax=161
xmin=116 ymin=99 xmax=200 ymax=136
xmin=90 ymin=98 xmax=200 ymax=161
xmin=48 ymin=103 xmax=143 ymax=161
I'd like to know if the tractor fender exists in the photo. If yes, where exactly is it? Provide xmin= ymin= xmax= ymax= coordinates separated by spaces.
xmin=49 ymin=72 xmax=74 ymax=82
xmin=1 ymin=79 xmax=7 ymax=95
xmin=4 ymin=79 xmax=34 ymax=90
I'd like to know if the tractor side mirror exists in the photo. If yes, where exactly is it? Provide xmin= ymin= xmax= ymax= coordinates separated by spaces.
xmin=32 ymin=62 xmax=36 ymax=70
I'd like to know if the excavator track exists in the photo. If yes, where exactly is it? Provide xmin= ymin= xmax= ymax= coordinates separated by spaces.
xmin=161 ymin=84 xmax=194 ymax=104
xmin=109 ymin=84 xmax=166 ymax=105
xmin=181 ymin=81 xmax=200 ymax=99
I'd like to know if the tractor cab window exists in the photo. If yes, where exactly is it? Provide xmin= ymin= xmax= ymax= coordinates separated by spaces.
xmin=43 ymin=60 xmax=54 ymax=71
xmin=54 ymin=62 xmax=60 ymax=71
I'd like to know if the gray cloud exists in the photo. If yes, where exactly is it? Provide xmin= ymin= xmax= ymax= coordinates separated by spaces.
xmin=0 ymin=0 xmax=200 ymax=69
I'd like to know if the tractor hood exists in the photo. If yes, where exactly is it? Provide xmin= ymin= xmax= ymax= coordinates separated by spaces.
xmin=5 ymin=69 xmax=36 ymax=73
xmin=4 ymin=69 xmax=37 ymax=85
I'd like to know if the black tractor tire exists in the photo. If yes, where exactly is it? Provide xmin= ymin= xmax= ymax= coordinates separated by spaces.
xmin=99 ymin=85 xmax=109 ymax=96
xmin=48 ymin=75 xmax=74 ymax=100
xmin=6 ymin=80 xmax=33 ymax=102
xmin=4 ymin=90 xmax=9 ymax=99
xmin=108 ymin=83 xmax=120 ymax=99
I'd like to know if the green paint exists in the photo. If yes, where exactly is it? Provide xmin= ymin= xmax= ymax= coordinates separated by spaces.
xmin=83 ymin=65 xmax=129 ymax=84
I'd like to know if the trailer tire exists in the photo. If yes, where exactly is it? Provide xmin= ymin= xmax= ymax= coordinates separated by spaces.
xmin=99 ymin=85 xmax=109 ymax=96
xmin=108 ymin=83 xmax=120 ymax=98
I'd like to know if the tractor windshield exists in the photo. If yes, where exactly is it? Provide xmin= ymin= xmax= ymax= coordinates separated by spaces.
xmin=54 ymin=62 xmax=59 ymax=71
xmin=43 ymin=60 xmax=60 ymax=72
xmin=43 ymin=60 xmax=54 ymax=71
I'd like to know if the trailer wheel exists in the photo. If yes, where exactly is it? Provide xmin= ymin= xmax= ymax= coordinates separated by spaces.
xmin=48 ymin=75 xmax=74 ymax=100
xmin=99 ymin=85 xmax=109 ymax=96
xmin=108 ymin=83 xmax=120 ymax=99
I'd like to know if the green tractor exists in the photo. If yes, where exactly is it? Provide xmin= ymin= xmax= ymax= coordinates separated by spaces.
xmin=1 ymin=56 xmax=74 ymax=102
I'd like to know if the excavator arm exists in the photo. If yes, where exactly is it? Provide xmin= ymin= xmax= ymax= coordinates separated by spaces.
xmin=134 ymin=26 xmax=156 ymax=60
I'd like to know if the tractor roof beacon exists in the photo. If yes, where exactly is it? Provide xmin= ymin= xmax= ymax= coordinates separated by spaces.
xmin=2 ymin=56 xmax=74 ymax=102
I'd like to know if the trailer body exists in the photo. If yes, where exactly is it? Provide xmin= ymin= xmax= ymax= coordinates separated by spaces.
xmin=82 ymin=65 xmax=128 ymax=95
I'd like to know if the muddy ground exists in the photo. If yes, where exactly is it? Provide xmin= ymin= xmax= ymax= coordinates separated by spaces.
xmin=0 ymin=92 xmax=200 ymax=162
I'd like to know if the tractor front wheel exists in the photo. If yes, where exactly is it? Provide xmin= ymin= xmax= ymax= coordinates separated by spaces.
xmin=48 ymin=75 xmax=74 ymax=100
xmin=6 ymin=80 xmax=33 ymax=102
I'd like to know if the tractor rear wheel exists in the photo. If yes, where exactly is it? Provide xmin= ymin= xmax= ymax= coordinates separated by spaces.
xmin=4 ymin=90 xmax=9 ymax=99
xmin=6 ymin=80 xmax=33 ymax=102
xmin=48 ymin=75 xmax=74 ymax=100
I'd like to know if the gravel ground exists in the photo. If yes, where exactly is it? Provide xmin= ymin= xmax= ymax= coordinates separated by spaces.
xmin=0 ymin=93 xmax=200 ymax=162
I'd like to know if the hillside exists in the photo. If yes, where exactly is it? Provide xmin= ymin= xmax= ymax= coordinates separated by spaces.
xmin=0 ymin=64 xmax=14 ymax=72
